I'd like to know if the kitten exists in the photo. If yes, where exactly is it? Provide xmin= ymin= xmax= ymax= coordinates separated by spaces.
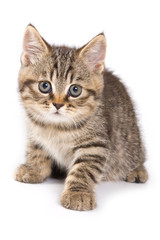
xmin=15 ymin=25 xmax=148 ymax=211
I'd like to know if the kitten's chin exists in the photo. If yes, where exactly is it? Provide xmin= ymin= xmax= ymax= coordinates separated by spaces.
xmin=46 ymin=113 xmax=66 ymax=123
xmin=44 ymin=112 xmax=75 ymax=126
xmin=43 ymin=111 xmax=88 ymax=129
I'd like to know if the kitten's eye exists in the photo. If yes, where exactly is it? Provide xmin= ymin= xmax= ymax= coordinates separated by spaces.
xmin=68 ymin=85 xmax=82 ymax=97
xmin=39 ymin=81 xmax=52 ymax=93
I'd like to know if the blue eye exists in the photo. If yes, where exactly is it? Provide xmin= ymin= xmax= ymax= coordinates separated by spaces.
xmin=68 ymin=85 xmax=82 ymax=97
xmin=39 ymin=81 xmax=52 ymax=93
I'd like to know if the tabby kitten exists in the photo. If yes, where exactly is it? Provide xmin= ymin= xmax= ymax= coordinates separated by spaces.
xmin=15 ymin=25 xmax=148 ymax=211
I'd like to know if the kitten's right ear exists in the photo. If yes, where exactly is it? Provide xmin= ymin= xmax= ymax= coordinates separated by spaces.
xmin=21 ymin=25 xmax=51 ymax=66
xmin=78 ymin=33 xmax=106 ymax=74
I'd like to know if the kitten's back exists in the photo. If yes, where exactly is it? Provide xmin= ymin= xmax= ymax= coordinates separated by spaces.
xmin=103 ymin=69 xmax=137 ymax=130
xmin=101 ymin=70 xmax=145 ymax=180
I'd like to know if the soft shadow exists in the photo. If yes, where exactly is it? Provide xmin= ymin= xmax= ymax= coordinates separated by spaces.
xmin=43 ymin=177 xmax=65 ymax=185
xmin=96 ymin=180 xmax=144 ymax=206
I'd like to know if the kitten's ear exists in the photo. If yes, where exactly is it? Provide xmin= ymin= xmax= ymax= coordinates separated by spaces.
xmin=21 ymin=25 xmax=51 ymax=66
xmin=78 ymin=34 xmax=106 ymax=74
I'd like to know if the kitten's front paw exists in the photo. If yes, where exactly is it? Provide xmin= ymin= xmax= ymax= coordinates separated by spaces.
xmin=61 ymin=191 xmax=97 ymax=211
xmin=14 ymin=164 xmax=43 ymax=183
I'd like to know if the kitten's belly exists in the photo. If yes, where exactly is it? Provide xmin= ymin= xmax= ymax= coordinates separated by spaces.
xmin=30 ymin=125 xmax=74 ymax=169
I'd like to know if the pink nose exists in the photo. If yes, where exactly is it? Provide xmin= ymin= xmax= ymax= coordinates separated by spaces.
xmin=53 ymin=103 xmax=64 ymax=110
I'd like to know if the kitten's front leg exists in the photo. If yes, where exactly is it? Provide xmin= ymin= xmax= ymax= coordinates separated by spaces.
xmin=15 ymin=142 xmax=52 ymax=183
xmin=61 ymin=154 xmax=105 ymax=211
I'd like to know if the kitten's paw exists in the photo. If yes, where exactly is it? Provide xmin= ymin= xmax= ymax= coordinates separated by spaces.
xmin=125 ymin=165 xmax=148 ymax=183
xmin=14 ymin=164 xmax=43 ymax=183
xmin=61 ymin=191 xmax=97 ymax=211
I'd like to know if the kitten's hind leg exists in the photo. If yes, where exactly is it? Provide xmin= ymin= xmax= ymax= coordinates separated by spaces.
xmin=125 ymin=165 xmax=148 ymax=183
xmin=15 ymin=142 xmax=52 ymax=183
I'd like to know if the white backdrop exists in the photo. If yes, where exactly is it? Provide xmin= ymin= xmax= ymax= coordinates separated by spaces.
xmin=0 ymin=0 xmax=159 ymax=239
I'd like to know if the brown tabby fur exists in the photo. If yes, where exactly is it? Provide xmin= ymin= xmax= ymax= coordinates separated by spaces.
xmin=15 ymin=25 xmax=148 ymax=211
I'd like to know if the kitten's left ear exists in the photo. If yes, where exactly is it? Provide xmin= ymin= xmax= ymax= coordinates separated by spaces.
xmin=78 ymin=33 xmax=106 ymax=74
xmin=21 ymin=24 xmax=51 ymax=66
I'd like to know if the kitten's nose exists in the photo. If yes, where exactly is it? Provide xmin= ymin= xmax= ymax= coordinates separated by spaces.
xmin=53 ymin=103 xmax=64 ymax=110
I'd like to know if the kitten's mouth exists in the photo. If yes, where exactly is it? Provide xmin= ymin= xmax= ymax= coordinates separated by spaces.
xmin=54 ymin=111 xmax=63 ymax=116
xmin=54 ymin=111 xmax=60 ymax=115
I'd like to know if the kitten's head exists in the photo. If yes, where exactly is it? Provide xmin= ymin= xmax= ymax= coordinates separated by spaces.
xmin=19 ymin=25 xmax=106 ymax=129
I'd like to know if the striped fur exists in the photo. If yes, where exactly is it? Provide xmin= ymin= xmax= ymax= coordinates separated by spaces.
xmin=15 ymin=25 xmax=148 ymax=211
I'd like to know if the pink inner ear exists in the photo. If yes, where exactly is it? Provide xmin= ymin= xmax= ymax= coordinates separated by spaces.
xmin=23 ymin=30 xmax=33 ymax=52
xmin=22 ymin=27 xmax=46 ymax=66
xmin=24 ymin=53 xmax=30 ymax=61
xmin=23 ymin=31 xmax=41 ymax=55
xmin=85 ymin=41 xmax=106 ymax=72
xmin=21 ymin=26 xmax=49 ymax=66
xmin=94 ymin=63 xmax=103 ymax=72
